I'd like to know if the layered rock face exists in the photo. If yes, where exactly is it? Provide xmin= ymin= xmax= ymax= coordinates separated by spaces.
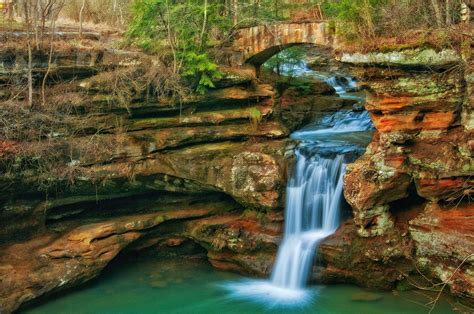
xmin=0 ymin=47 xmax=290 ymax=312
xmin=340 ymin=49 xmax=473 ymax=301
xmin=0 ymin=41 xmax=473 ymax=312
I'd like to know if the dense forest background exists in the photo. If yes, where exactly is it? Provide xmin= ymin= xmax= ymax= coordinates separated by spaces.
xmin=3 ymin=0 xmax=468 ymax=95
xmin=0 ymin=0 xmax=469 ymax=158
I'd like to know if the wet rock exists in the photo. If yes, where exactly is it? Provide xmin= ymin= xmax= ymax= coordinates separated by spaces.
xmin=315 ymin=221 xmax=414 ymax=290
xmin=184 ymin=212 xmax=282 ymax=276
xmin=371 ymin=111 xmax=458 ymax=132
xmin=211 ymin=66 xmax=256 ymax=88
xmin=353 ymin=205 xmax=395 ymax=238
xmin=82 ymin=140 xmax=289 ymax=210
xmin=278 ymin=91 xmax=354 ymax=131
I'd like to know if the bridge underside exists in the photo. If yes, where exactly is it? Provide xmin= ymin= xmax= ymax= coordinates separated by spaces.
xmin=245 ymin=44 xmax=300 ymax=68
xmin=232 ymin=22 xmax=332 ymax=69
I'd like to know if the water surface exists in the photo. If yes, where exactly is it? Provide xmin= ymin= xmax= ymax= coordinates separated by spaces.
xmin=24 ymin=256 xmax=460 ymax=314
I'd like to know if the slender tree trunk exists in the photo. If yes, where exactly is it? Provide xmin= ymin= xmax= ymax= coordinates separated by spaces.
xmin=24 ymin=1 xmax=34 ymax=108
xmin=223 ymin=0 xmax=228 ymax=17
xmin=361 ymin=0 xmax=375 ymax=38
xmin=42 ymin=17 xmax=55 ymax=106
xmin=199 ymin=0 xmax=208 ymax=49
xmin=445 ymin=0 xmax=451 ymax=25
xmin=430 ymin=0 xmax=443 ymax=27
xmin=118 ymin=3 xmax=124 ymax=26
xmin=232 ymin=0 xmax=238 ymax=26
xmin=163 ymin=0 xmax=177 ymax=74
xmin=34 ymin=0 xmax=40 ymax=50
xmin=7 ymin=1 xmax=14 ymax=20
xmin=79 ymin=0 xmax=86 ymax=37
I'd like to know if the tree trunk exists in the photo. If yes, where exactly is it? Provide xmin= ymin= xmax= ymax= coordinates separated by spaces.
xmin=445 ymin=0 xmax=451 ymax=25
xmin=34 ymin=0 xmax=40 ymax=50
xmin=7 ymin=1 xmax=14 ymax=20
xmin=79 ymin=0 xmax=86 ymax=37
xmin=430 ymin=0 xmax=444 ymax=27
xmin=199 ymin=0 xmax=208 ymax=49
xmin=23 ymin=1 xmax=34 ymax=108
xmin=362 ymin=0 xmax=375 ymax=38
xmin=42 ymin=18 xmax=55 ymax=106
xmin=232 ymin=0 xmax=238 ymax=26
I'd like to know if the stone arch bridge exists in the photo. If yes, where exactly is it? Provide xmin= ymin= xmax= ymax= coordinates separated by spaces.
xmin=229 ymin=21 xmax=332 ymax=69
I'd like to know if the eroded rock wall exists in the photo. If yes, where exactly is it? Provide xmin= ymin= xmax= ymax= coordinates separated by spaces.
xmin=339 ymin=49 xmax=473 ymax=302
xmin=0 ymin=43 xmax=472 ymax=312
xmin=0 ymin=47 xmax=290 ymax=312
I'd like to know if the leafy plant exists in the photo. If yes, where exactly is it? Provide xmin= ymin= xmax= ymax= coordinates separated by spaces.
xmin=183 ymin=52 xmax=222 ymax=95
xmin=127 ymin=0 xmax=227 ymax=94
xmin=248 ymin=107 xmax=262 ymax=129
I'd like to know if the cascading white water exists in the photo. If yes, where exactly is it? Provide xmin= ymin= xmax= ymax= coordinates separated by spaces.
xmin=270 ymin=152 xmax=345 ymax=289
xmin=268 ymin=74 xmax=372 ymax=291
xmin=224 ymin=65 xmax=373 ymax=306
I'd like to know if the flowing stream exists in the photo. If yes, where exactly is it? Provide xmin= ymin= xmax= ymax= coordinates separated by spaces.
xmin=225 ymin=70 xmax=374 ymax=304
xmin=270 ymin=74 xmax=373 ymax=291
xmin=271 ymin=109 xmax=372 ymax=291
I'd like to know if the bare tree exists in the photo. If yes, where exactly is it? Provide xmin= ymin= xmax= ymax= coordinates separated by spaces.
xmin=79 ymin=0 xmax=86 ymax=37
xmin=430 ymin=0 xmax=444 ymax=26
xmin=41 ymin=0 xmax=65 ymax=106
xmin=232 ymin=0 xmax=238 ymax=25
xmin=199 ymin=0 xmax=208 ymax=48
xmin=445 ymin=0 xmax=451 ymax=25
xmin=22 ymin=0 xmax=34 ymax=108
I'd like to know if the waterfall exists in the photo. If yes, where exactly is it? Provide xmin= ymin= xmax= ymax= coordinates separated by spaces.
xmin=325 ymin=75 xmax=358 ymax=95
xmin=270 ymin=152 xmax=345 ymax=289
xmin=224 ymin=71 xmax=373 ymax=306
xmin=269 ymin=75 xmax=372 ymax=291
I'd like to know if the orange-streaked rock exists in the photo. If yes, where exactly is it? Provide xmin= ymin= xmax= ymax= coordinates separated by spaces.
xmin=415 ymin=177 xmax=473 ymax=201
xmin=409 ymin=203 xmax=474 ymax=299
xmin=371 ymin=111 xmax=456 ymax=132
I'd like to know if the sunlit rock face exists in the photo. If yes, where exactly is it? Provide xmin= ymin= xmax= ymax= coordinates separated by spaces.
xmin=0 ymin=46 xmax=292 ymax=313
xmin=339 ymin=49 xmax=473 ymax=303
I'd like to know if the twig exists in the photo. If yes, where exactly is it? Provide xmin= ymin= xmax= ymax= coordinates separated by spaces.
xmin=428 ymin=253 xmax=474 ymax=314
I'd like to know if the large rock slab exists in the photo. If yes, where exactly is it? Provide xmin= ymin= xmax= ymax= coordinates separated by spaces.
xmin=409 ymin=203 xmax=474 ymax=300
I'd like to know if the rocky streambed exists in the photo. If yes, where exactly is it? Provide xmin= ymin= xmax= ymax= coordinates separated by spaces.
xmin=0 ymin=43 xmax=473 ymax=313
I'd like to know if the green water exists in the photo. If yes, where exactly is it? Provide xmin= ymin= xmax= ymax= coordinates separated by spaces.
xmin=23 ymin=256 xmax=464 ymax=314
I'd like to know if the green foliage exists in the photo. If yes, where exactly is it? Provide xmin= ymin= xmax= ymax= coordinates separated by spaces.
xmin=288 ymin=78 xmax=315 ymax=95
xmin=263 ymin=46 xmax=307 ymax=77
xmin=126 ymin=0 xmax=454 ymax=92
xmin=127 ymin=0 xmax=227 ymax=93
xmin=320 ymin=0 xmax=387 ymax=39
xmin=127 ymin=0 xmax=162 ymax=52
xmin=183 ymin=52 xmax=222 ymax=95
